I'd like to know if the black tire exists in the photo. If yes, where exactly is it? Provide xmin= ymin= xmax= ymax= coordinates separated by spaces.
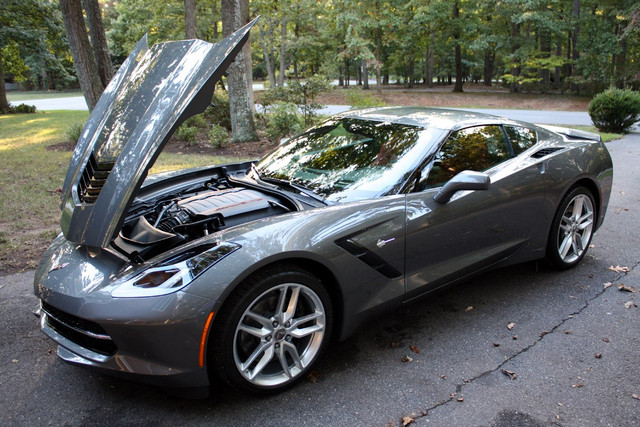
xmin=546 ymin=186 xmax=596 ymax=269
xmin=211 ymin=264 xmax=332 ymax=394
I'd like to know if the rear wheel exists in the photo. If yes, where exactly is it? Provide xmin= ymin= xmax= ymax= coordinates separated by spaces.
xmin=212 ymin=265 xmax=332 ymax=394
xmin=546 ymin=186 xmax=595 ymax=269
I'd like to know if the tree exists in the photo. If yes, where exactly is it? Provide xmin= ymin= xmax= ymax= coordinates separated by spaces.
xmin=185 ymin=0 xmax=197 ymax=39
xmin=82 ymin=0 xmax=113 ymax=87
xmin=60 ymin=0 xmax=104 ymax=110
xmin=1 ymin=0 xmax=72 ymax=109
xmin=221 ymin=0 xmax=258 ymax=142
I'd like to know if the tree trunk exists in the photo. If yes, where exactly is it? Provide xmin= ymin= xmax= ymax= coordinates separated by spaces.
xmin=554 ymin=43 xmax=561 ymax=90
xmin=452 ymin=1 xmax=464 ymax=93
xmin=483 ymin=50 xmax=494 ymax=86
xmin=239 ymin=0 xmax=254 ymax=111
xmin=60 ymin=0 xmax=104 ymax=111
xmin=375 ymin=26 xmax=382 ymax=94
xmin=0 ymin=53 xmax=9 ymax=110
xmin=278 ymin=14 xmax=286 ymax=87
xmin=509 ymin=22 xmax=521 ymax=93
xmin=82 ymin=0 xmax=113 ymax=88
xmin=338 ymin=63 xmax=344 ymax=87
xmin=615 ymin=38 xmax=627 ymax=88
xmin=407 ymin=58 xmax=414 ymax=88
xmin=571 ymin=0 xmax=580 ymax=92
xmin=221 ymin=0 xmax=257 ymax=142
xmin=363 ymin=60 xmax=369 ymax=89
xmin=426 ymin=33 xmax=434 ymax=87
xmin=260 ymin=35 xmax=276 ymax=87
xmin=184 ymin=0 xmax=197 ymax=39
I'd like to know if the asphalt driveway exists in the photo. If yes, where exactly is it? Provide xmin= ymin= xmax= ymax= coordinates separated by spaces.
xmin=1 ymin=134 xmax=638 ymax=426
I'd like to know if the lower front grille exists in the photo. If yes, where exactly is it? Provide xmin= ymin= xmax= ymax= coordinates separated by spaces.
xmin=42 ymin=302 xmax=117 ymax=356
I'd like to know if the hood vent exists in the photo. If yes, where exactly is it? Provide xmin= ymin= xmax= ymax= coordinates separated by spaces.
xmin=530 ymin=147 xmax=564 ymax=159
xmin=78 ymin=154 xmax=114 ymax=204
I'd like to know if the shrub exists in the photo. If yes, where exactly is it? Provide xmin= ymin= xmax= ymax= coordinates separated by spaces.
xmin=588 ymin=88 xmax=640 ymax=133
xmin=265 ymin=102 xmax=304 ymax=141
xmin=0 ymin=103 xmax=37 ymax=114
xmin=209 ymin=124 xmax=229 ymax=148
xmin=260 ymin=75 xmax=331 ymax=126
xmin=175 ymin=125 xmax=199 ymax=143
xmin=65 ymin=120 xmax=86 ymax=143
xmin=345 ymin=88 xmax=386 ymax=109
xmin=205 ymin=90 xmax=232 ymax=130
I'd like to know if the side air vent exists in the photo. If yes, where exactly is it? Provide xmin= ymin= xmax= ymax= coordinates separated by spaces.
xmin=78 ymin=154 xmax=114 ymax=204
xmin=530 ymin=147 xmax=564 ymax=159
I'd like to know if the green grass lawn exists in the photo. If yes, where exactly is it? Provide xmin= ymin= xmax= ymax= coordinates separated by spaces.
xmin=6 ymin=90 xmax=84 ymax=102
xmin=0 ymin=111 xmax=239 ymax=273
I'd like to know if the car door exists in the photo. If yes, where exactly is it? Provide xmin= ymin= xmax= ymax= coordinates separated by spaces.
xmin=405 ymin=125 xmax=546 ymax=298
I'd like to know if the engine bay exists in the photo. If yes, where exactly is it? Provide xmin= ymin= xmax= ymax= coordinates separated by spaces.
xmin=113 ymin=179 xmax=295 ymax=261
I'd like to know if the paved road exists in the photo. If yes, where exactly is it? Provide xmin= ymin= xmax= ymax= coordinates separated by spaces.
xmin=14 ymin=95 xmax=598 ymax=127
xmin=1 ymin=132 xmax=638 ymax=424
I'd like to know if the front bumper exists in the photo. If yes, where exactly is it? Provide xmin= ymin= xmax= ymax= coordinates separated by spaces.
xmin=34 ymin=292 xmax=217 ymax=391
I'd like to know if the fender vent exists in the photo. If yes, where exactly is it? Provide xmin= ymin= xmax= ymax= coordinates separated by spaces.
xmin=78 ymin=154 xmax=114 ymax=204
xmin=530 ymin=147 xmax=564 ymax=159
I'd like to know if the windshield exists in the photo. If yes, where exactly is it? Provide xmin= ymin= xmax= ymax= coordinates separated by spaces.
xmin=256 ymin=118 xmax=442 ymax=203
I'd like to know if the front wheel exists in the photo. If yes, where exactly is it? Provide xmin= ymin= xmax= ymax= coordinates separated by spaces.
xmin=546 ymin=186 xmax=596 ymax=269
xmin=212 ymin=265 xmax=332 ymax=394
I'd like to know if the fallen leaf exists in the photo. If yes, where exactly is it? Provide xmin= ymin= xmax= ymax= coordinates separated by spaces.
xmin=588 ymin=274 xmax=594 ymax=278
xmin=565 ymin=330 xmax=572 ymax=334
xmin=595 ymin=353 xmax=602 ymax=359
xmin=603 ymin=282 xmax=613 ymax=289
xmin=401 ymin=355 xmax=413 ymax=363
xmin=401 ymin=416 xmax=415 ymax=426
xmin=410 ymin=345 xmax=420 ymax=354
xmin=390 ymin=341 xmax=400 ymax=348
xmin=501 ymin=369 xmax=517 ymax=380
xmin=457 ymin=397 xmax=464 ymax=402
xmin=440 ymin=375 xmax=446 ymax=379
xmin=11 ymin=359 xmax=18 ymax=363
xmin=450 ymin=393 xmax=457 ymax=399
xmin=617 ymin=284 xmax=639 ymax=293
xmin=603 ymin=337 xmax=610 ymax=343
xmin=493 ymin=342 xmax=500 ymax=347
xmin=541 ymin=330 xmax=549 ymax=337
xmin=507 ymin=322 xmax=516 ymax=330
xmin=589 ymin=244 xmax=595 ymax=248
xmin=465 ymin=306 xmax=473 ymax=312
xmin=624 ymin=301 xmax=637 ymax=309
xmin=632 ymin=394 xmax=640 ymax=401
xmin=512 ymin=335 xmax=518 ymax=340
xmin=307 ymin=370 xmax=321 ymax=384
xmin=557 ymin=403 xmax=563 ymax=407
xmin=572 ymin=384 xmax=584 ymax=388
xmin=609 ymin=265 xmax=630 ymax=273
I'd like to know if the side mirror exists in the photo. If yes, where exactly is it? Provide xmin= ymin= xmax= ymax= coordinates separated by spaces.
xmin=433 ymin=170 xmax=491 ymax=204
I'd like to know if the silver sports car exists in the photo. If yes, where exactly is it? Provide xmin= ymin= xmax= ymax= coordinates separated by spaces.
xmin=34 ymin=20 xmax=613 ymax=397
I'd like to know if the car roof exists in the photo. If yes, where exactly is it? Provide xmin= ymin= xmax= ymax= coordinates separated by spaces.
xmin=339 ymin=106 xmax=518 ymax=131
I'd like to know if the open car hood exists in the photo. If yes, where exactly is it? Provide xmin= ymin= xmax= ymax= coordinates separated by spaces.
xmin=60 ymin=18 xmax=257 ymax=248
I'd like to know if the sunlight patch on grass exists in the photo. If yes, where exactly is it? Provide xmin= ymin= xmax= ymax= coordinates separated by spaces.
xmin=150 ymin=152 xmax=242 ymax=175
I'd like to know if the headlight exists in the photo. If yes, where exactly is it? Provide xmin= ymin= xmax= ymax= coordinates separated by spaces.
xmin=111 ymin=242 xmax=241 ymax=298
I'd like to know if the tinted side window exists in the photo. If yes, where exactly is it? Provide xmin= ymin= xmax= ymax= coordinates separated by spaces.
xmin=505 ymin=126 xmax=537 ymax=155
xmin=425 ymin=125 xmax=510 ymax=187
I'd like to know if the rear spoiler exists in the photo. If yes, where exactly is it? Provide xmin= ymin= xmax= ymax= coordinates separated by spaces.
xmin=538 ymin=125 xmax=601 ymax=142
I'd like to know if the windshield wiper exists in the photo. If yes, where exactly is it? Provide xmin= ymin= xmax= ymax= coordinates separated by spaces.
xmin=250 ymin=164 xmax=329 ymax=205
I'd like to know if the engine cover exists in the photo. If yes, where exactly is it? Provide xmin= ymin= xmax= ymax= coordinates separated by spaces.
xmin=178 ymin=188 xmax=275 ymax=219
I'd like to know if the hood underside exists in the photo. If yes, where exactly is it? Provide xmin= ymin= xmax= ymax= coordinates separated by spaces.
xmin=60 ymin=18 xmax=258 ymax=248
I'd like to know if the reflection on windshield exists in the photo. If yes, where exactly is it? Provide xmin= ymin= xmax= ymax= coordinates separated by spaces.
xmin=257 ymin=118 xmax=439 ymax=202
